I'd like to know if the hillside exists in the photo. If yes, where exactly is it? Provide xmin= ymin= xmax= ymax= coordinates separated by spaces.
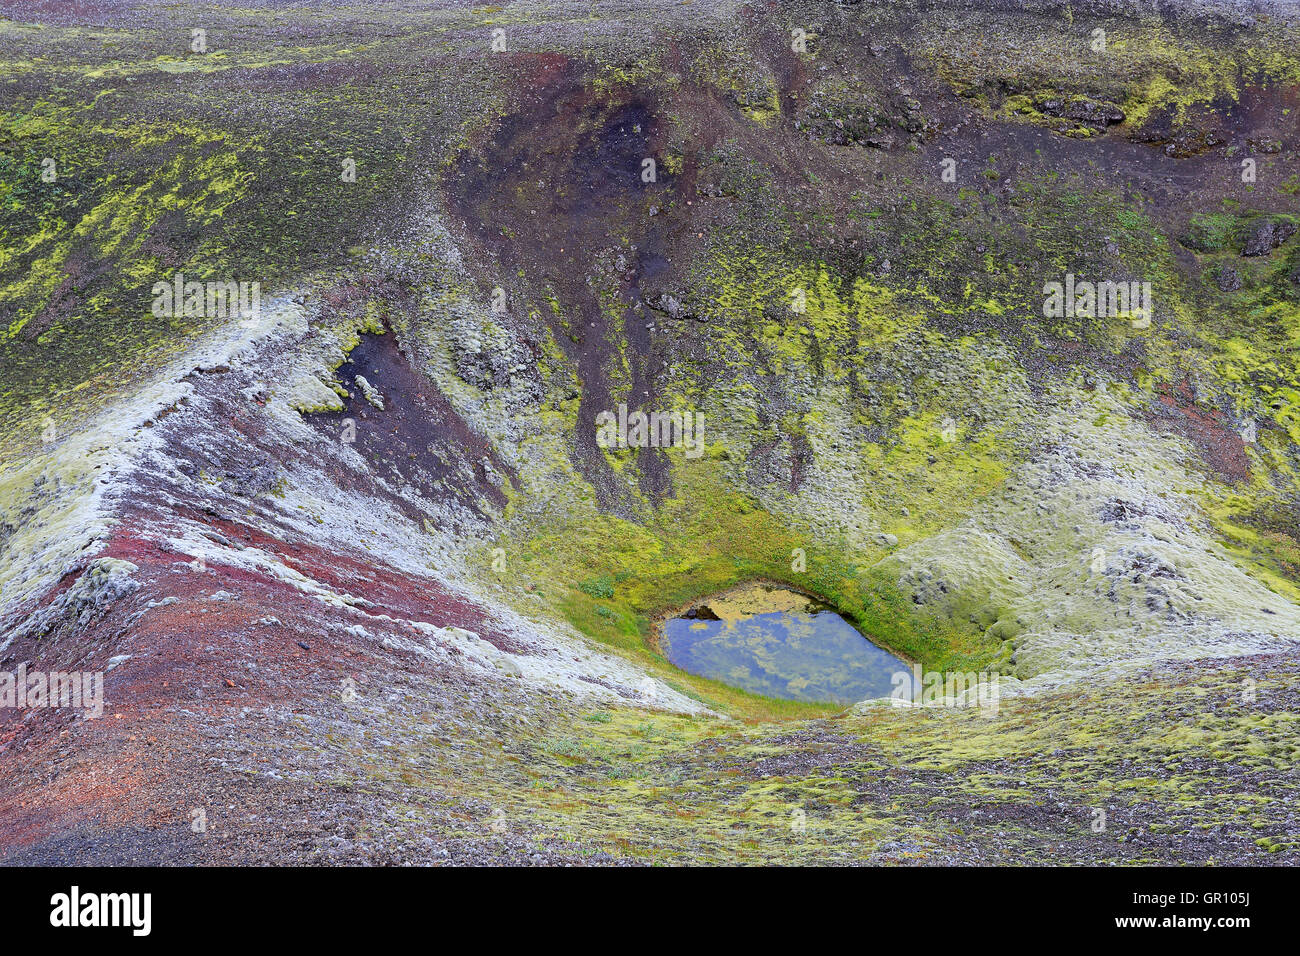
xmin=1 ymin=0 xmax=1298 ymax=864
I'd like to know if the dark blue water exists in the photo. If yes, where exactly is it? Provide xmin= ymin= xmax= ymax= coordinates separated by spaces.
xmin=661 ymin=587 xmax=907 ymax=705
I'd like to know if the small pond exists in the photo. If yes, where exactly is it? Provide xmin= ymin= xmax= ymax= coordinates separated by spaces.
xmin=659 ymin=583 xmax=908 ymax=705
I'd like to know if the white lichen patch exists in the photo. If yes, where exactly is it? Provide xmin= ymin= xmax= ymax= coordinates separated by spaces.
xmin=884 ymin=384 xmax=1300 ymax=678
xmin=2 ymin=557 xmax=139 ymax=653
xmin=285 ymin=373 xmax=346 ymax=414
xmin=354 ymin=374 xmax=384 ymax=410
xmin=0 ymin=296 xmax=308 ymax=632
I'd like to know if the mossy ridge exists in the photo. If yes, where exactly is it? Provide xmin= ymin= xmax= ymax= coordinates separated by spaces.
xmin=0 ymin=100 xmax=256 ymax=449
xmin=907 ymin=7 xmax=1300 ymax=139
xmin=0 ymin=18 xmax=508 ymax=453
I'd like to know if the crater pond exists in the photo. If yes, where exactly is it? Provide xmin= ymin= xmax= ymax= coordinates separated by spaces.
xmin=659 ymin=584 xmax=908 ymax=705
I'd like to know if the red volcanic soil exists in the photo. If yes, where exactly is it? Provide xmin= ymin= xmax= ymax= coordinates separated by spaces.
xmin=0 ymin=500 xmax=522 ymax=862
xmin=1150 ymin=379 xmax=1252 ymax=482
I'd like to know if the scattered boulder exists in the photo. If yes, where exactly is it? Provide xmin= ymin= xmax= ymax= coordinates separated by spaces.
xmin=220 ymin=458 xmax=279 ymax=498
xmin=1024 ymin=93 xmax=1125 ymax=138
xmin=1246 ymin=136 xmax=1283 ymax=154
xmin=1213 ymin=265 xmax=1242 ymax=292
xmin=1036 ymin=95 xmax=1125 ymax=132
xmin=4 ymin=558 xmax=140 ymax=647
xmin=354 ymin=374 xmax=385 ymax=410
xmin=1241 ymin=217 xmax=1297 ymax=257
xmin=1163 ymin=128 xmax=1226 ymax=158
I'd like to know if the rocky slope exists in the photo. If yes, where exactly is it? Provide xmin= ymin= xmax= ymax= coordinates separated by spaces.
xmin=1 ymin=0 xmax=1298 ymax=863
